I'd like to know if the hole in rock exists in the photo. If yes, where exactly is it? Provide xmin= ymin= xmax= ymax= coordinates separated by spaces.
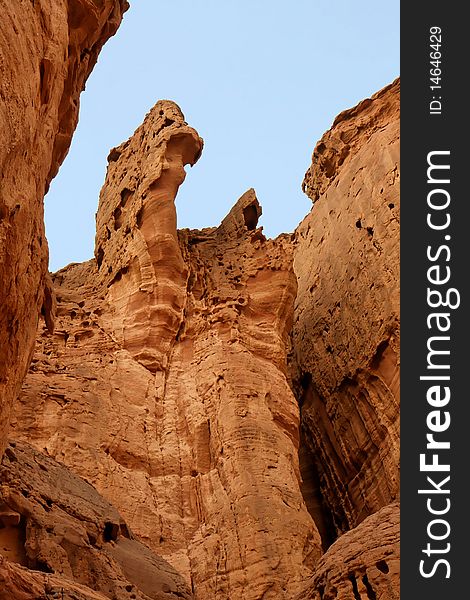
xmin=0 ymin=513 xmax=28 ymax=566
xmin=39 ymin=59 xmax=52 ymax=105
xmin=243 ymin=204 xmax=259 ymax=230
xmin=4 ymin=447 xmax=17 ymax=462
xmin=120 ymin=188 xmax=133 ymax=207
xmin=120 ymin=523 xmax=131 ymax=539
xmin=87 ymin=530 xmax=97 ymax=546
xmin=370 ymin=339 xmax=389 ymax=370
xmin=136 ymin=206 xmax=144 ymax=228
xmin=376 ymin=560 xmax=389 ymax=574
xmin=113 ymin=206 xmax=123 ymax=230
xmin=30 ymin=559 xmax=53 ymax=574
xmin=103 ymin=521 xmax=119 ymax=542
xmin=355 ymin=219 xmax=362 ymax=229
xmin=111 ymin=266 xmax=129 ymax=285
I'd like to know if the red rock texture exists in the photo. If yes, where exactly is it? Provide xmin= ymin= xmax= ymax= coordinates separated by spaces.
xmin=2 ymin=18 xmax=400 ymax=592
xmin=0 ymin=557 xmax=111 ymax=600
xmin=294 ymin=503 xmax=399 ymax=600
xmin=292 ymin=80 xmax=400 ymax=537
xmin=0 ymin=0 xmax=128 ymax=459
xmin=0 ymin=440 xmax=192 ymax=599
xmin=12 ymin=101 xmax=323 ymax=599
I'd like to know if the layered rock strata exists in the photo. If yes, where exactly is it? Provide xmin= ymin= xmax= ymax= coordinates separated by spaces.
xmin=293 ymin=80 xmax=400 ymax=536
xmin=0 ymin=0 xmax=128 ymax=459
xmin=13 ymin=102 xmax=322 ymax=599
xmin=0 ymin=440 xmax=191 ymax=599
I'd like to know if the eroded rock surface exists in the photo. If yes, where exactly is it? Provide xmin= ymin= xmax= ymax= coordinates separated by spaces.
xmin=0 ymin=556 xmax=111 ymax=600
xmin=293 ymin=80 xmax=400 ymax=536
xmin=4 ymin=50 xmax=400 ymax=596
xmin=0 ymin=440 xmax=192 ymax=600
xmin=0 ymin=0 xmax=128 ymax=459
xmin=294 ymin=503 xmax=399 ymax=600
xmin=13 ymin=102 xmax=322 ymax=599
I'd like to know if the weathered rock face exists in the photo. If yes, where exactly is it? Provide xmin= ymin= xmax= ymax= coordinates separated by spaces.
xmin=0 ymin=556 xmax=111 ymax=600
xmin=94 ymin=101 xmax=203 ymax=374
xmin=12 ymin=101 xmax=322 ymax=599
xmin=0 ymin=0 xmax=128 ymax=459
xmin=292 ymin=80 xmax=400 ymax=536
xmin=294 ymin=503 xmax=399 ymax=600
xmin=0 ymin=440 xmax=192 ymax=600
xmin=4 ymin=56 xmax=400 ymax=597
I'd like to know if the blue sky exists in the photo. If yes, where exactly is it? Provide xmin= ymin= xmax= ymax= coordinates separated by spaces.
xmin=45 ymin=0 xmax=399 ymax=271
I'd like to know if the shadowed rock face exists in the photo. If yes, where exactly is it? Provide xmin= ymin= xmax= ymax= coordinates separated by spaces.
xmin=292 ymin=80 xmax=400 ymax=537
xmin=0 ymin=440 xmax=192 ymax=600
xmin=0 ymin=0 xmax=129 ymax=460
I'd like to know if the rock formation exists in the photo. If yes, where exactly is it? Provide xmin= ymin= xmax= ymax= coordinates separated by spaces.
xmin=293 ymin=80 xmax=400 ymax=537
xmin=0 ymin=0 xmax=128 ymax=460
xmin=12 ymin=101 xmax=323 ymax=599
xmin=294 ymin=503 xmax=399 ymax=600
xmin=1 ymin=5 xmax=400 ymax=593
xmin=0 ymin=440 xmax=192 ymax=600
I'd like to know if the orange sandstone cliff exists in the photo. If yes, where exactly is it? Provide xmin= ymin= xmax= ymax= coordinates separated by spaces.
xmin=0 ymin=0 xmax=129 ymax=460
xmin=0 ymin=4 xmax=400 ymax=597
xmin=1 ymin=2 xmax=195 ymax=598
xmin=292 ymin=79 xmax=400 ymax=599
xmin=294 ymin=81 xmax=400 ymax=535
xmin=12 ymin=102 xmax=322 ymax=599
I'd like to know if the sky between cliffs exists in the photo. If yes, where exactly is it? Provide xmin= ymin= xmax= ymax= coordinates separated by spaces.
xmin=45 ymin=0 xmax=399 ymax=272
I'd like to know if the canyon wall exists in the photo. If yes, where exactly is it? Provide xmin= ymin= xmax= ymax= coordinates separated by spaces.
xmin=293 ymin=80 xmax=400 ymax=537
xmin=0 ymin=0 xmax=128 ymax=459
xmin=12 ymin=102 xmax=323 ymax=599
xmin=0 ymin=2 xmax=192 ymax=598
xmin=1 ymin=6 xmax=400 ymax=593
